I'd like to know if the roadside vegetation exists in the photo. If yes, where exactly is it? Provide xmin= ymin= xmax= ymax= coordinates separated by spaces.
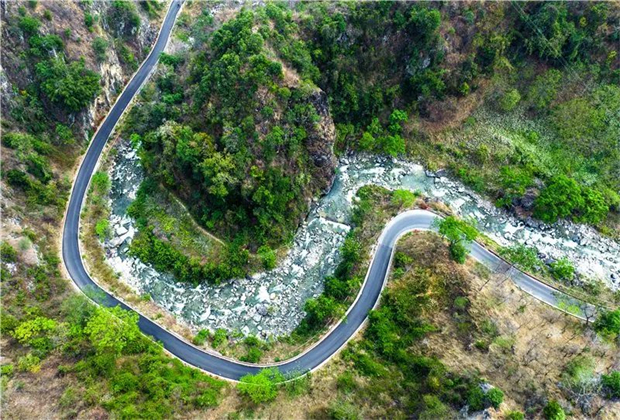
xmin=2 ymin=1 xmax=619 ymax=418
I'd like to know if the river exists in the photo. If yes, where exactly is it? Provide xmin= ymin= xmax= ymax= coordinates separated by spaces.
xmin=102 ymin=141 xmax=620 ymax=338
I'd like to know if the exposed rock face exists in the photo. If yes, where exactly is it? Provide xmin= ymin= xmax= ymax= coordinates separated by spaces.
xmin=306 ymin=89 xmax=338 ymax=196
xmin=1 ymin=0 xmax=160 ymax=141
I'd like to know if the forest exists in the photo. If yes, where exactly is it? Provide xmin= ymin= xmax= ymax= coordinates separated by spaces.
xmin=1 ymin=1 xmax=619 ymax=419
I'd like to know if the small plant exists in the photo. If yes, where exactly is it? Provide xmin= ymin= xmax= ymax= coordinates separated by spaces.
xmin=543 ymin=400 xmax=566 ymax=420
xmin=550 ymin=258 xmax=575 ymax=281
xmin=192 ymin=329 xmax=210 ymax=346
xmin=435 ymin=216 xmax=478 ymax=264
xmin=237 ymin=368 xmax=283 ymax=404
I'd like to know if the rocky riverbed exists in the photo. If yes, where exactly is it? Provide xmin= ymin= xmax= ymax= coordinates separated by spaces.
xmin=102 ymin=141 xmax=620 ymax=338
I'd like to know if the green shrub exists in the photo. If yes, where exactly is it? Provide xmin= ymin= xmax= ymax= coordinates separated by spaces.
xmin=95 ymin=219 xmax=110 ymax=239
xmin=92 ymin=37 xmax=108 ymax=61
xmin=1 ymin=364 xmax=15 ymax=378
xmin=108 ymin=0 xmax=140 ymax=37
xmin=19 ymin=15 xmax=41 ymax=35
xmin=543 ymin=400 xmax=566 ymax=420
xmin=594 ymin=309 xmax=620 ymax=339
xmin=35 ymin=57 xmax=101 ymax=112
xmin=499 ymin=244 xmax=540 ymax=272
xmin=486 ymin=387 xmax=504 ymax=409
xmin=550 ymin=258 xmax=574 ymax=281
xmin=258 ymin=245 xmax=277 ymax=270
xmin=211 ymin=328 xmax=227 ymax=348
xmin=601 ymin=371 xmax=620 ymax=398
xmin=1 ymin=242 xmax=18 ymax=263
xmin=328 ymin=398 xmax=361 ymax=420
xmin=506 ymin=411 xmax=525 ymax=420
xmin=18 ymin=353 xmax=41 ymax=373
xmin=237 ymin=368 xmax=283 ymax=404
xmin=467 ymin=386 xmax=485 ymax=411
xmin=499 ymin=89 xmax=521 ymax=112
xmin=192 ymin=329 xmax=210 ymax=346
xmin=391 ymin=189 xmax=417 ymax=207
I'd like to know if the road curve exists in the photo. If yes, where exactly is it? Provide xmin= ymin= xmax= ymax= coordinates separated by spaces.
xmin=62 ymin=1 xmax=594 ymax=381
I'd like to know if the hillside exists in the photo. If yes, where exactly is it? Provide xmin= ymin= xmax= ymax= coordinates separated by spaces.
xmin=1 ymin=1 xmax=619 ymax=419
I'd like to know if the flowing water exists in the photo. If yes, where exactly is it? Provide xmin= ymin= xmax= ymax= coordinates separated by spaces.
xmin=103 ymin=141 xmax=620 ymax=337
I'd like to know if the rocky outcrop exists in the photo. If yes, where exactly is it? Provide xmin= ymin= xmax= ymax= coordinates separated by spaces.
xmin=306 ymin=88 xmax=338 ymax=196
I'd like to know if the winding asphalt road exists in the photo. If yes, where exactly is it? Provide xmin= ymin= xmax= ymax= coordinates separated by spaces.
xmin=61 ymin=0 xmax=594 ymax=381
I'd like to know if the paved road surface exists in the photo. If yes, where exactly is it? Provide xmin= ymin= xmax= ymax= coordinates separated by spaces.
xmin=61 ymin=1 xmax=593 ymax=381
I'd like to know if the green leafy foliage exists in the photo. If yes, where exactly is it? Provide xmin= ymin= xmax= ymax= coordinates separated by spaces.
xmin=84 ymin=306 xmax=142 ymax=355
xmin=499 ymin=89 xmax=521 ymax=112
xmin=550 ymin=258 xmax=575 ymax=281
xmin=594 ymin=309 xmax=620 ymax=339
xmin=535 ymin=175 xmax=609 ymax=225
xmin=35 ymin=57 xmax=101 ymax=112
xmin=237 ymin=368 xmax=284 ymax=404
xmin=436 ymin=216 xmax=478 ymax=263
xmin=543 ymin=400 xmax=566 ymax=420
xmin=499 ymin=244 xmax=541 ymax=272
xmin=601 ymin=371 xmax=620 ymax=399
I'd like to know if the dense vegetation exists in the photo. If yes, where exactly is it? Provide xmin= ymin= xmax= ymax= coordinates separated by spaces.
xmin=2 ymin=295 xmax=226 ymax=418
xmin=122 ymin=1 xmax=620 ymax=287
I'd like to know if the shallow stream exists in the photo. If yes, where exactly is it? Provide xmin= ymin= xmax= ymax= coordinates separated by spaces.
xmin=103 ymin=141 xmax=620 ymax=337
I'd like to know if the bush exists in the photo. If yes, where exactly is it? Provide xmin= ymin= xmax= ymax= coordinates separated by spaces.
xmin=601 ymin=371 xmax=620 ymax=399
xmin=486 ymin=387 xmax=504 ymax=409
xmin=594 ymin=309 xmax=620 ymax=339
xmin=237 ymin=368 xmax=283 ymax=404
xmin=467 ymin=386 xmax=485 ymax=411
xmin=328 ymin=398 xmax=361 ymax=420
xmin=1 ymin=241 xmax=18 ymax=263
xmin=92 ymin=37 xmax=108 ymax=61
xmin=499 ymin=244 xmax=540 ymax=272
xmin=108 ymin=0 xmax=140 ymax=37
xmin=543 ymin=400 xmax=566 ymax=420
xmin=506 ymin=411 xmax=525 ymax=420
xmin=36 ymin=57 xmax=101 ymax=112
xmin=258 ymin=245 xmax=277 ymax=270
xmin=211 ymin=328 xmax=227 ymax=348
xmin=95 ymin=219 xmax=110 ymax=239
xmin=550 ymin=258 xmax=574 ymax=281
xmin=192 ymin=329 xmax=210 ymax=346
xmin=19 ymin=15 xmax=41 ymax=35
xmin=499 ymin=89 xmax=521 ymax=112
xmin=391 ymin=189 xmax=417 ymax=207
xmin=18 ymin=353 xmax=41 ymax=373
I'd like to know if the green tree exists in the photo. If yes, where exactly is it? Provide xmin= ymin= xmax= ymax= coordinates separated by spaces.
xmin=435 ymin=216 xmax=478 ymax=263
xmin=84 ymin=306 xmax=141 ymax=355
xmin=237 ymin=368 xmax=284 ymax=404
xmin=534 ymin=175 xmax=583 ymax=223
xmin=601 ymin=371 xmax=620 ymax=399
xmin=594 ymin=309 xmax=620 ymax=339
xmin=486 ymin=387 xmax=504 ymax=409
xmin=543 ymin=400 xmax=566 ymax=420
xmin=499 ymin=89 xmax=521 ymax=112
xmin=550 ymin=258 xmax=574 ymax=281
xmin=36 ymin=57 xmax=101 ymax=112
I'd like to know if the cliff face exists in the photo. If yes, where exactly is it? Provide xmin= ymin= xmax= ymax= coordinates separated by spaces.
xmin=306 ymin=88 xmax=337 ymax=197
xmin=1 ymin=0 xmax=162 ymax=142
